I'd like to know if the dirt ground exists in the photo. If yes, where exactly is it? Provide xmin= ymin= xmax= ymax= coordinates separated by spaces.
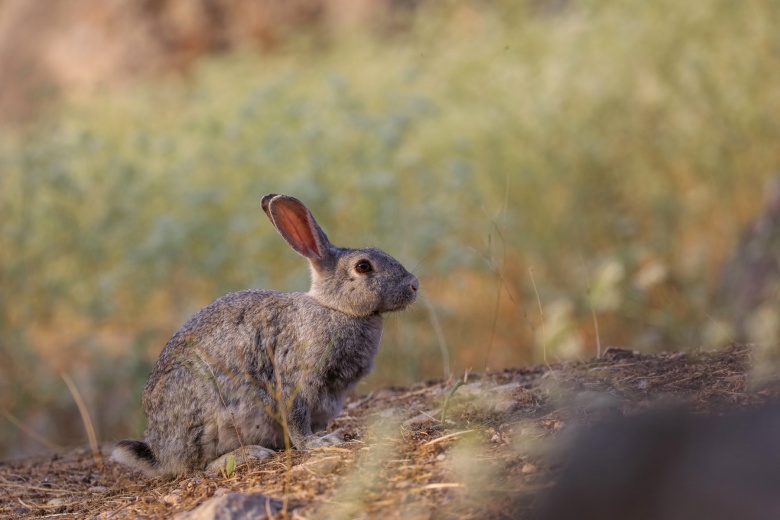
xmin=1 ymin=344 xmax=776 ymax=519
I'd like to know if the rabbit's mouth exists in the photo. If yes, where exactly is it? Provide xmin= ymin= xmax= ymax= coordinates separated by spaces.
xmin=377 ymin=277 xmax=419 ymax=314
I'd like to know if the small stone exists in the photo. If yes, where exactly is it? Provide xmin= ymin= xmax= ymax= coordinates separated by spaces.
xmin=490 ymin=382 xmax=521 ymax=394
xmin=46 ymin=498 xmax=67 ymax=507
xmin=292 ymin=455 xmax=342 ymax=476
xmin=163 ymin=494 xmax=182 ymax=506
xmin=521 ymin=463 xmax=538 ymax=474
xmin=176 ymin=491 xmax=284 ymax=520
xmin=436 ymin=454 xmax=446 ymax=461
xmin=403 ymin=412 xmax=437 ymax=427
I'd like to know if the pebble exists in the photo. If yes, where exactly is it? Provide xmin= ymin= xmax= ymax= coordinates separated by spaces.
xmin=489 ymin=382 xmax=521 ymax=394
xmin=175 ymin=491 xmax=284 ymax=520
xmin=522 ymin=463 xmax=538 ymax=474
xmin=163 ymin=493 xmax=182 ymax=505
xmin=291 ymin=455 xmax=342 ymax=476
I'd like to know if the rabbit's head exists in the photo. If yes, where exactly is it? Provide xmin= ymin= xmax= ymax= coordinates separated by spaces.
xmin=261 ymin=194 xmax=419 ymax=318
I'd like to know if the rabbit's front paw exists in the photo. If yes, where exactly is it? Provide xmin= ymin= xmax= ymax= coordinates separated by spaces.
xmin=207 ymin=445 xmax=276 ymax=473
xmin=305 ymin=429 xmax=344 ymax=449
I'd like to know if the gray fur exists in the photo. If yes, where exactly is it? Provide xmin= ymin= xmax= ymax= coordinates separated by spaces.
xmin=112 ymin=194 xmax=418 ymax=476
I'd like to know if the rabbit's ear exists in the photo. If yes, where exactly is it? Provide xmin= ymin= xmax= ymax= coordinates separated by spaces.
xmin=261 ymin=194 xmax=334 ymax=263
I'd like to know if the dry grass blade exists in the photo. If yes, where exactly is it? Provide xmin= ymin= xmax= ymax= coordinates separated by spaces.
xmin=0 ymin=408 xmax=62 ymax=451
xmin=580 ymin=255 xmax=602 ymax=359
xmin=529 ymin=267 xmax=557 ymax=379
xmin=424 ymin=297 xmax=451 ymax=378
xmin=423 ymin=430 xmax=475 ymax=446
xmin=0 ymin=480 xmax=70 ymax=494
xmin=420 ymin=483 xmax=466 ymax=490
xmin=60 ymin=373 xmax=103 ymax=470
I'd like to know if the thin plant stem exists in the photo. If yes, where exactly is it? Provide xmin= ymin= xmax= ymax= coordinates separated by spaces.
xmin=0 ymin=408 xmax=62 ymax=451
xmin=61 ymin=373 xmax=103 ymax=470
xmin=424 ymin=297 xmax=451 ymax=378
xmin=529 ymin=267 xmax=555 ymax=377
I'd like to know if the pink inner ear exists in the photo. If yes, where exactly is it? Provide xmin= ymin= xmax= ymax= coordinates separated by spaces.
xmin=273 ymin=202 xmax=321 ymax=259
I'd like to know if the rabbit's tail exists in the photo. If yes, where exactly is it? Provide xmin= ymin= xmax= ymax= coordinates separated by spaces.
xmin=111 ymin=439 xmax=158 ymax=475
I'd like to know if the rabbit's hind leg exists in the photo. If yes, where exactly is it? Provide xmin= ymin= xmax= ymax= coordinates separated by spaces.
xmin=206 ymin=445 xmax=276 ymax=473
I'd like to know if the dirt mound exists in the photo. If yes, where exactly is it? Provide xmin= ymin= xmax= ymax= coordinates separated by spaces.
xmin=1 ymin=345 xmax=776 ymax=519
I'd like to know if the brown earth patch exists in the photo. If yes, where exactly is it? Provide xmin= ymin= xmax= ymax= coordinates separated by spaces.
xmin=1 ymin=345 xmax=776 ymax=519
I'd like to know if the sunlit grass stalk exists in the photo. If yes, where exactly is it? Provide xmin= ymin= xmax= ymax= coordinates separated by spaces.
xmin=529 ymin=267 xmax=555 ymax=378
xmin=580 ymin=255 xmax=602 ymax=358
xmin=0 ymin=408 xmax=62 ymax=451
xmin=481 ymin=189 xmax=521 ymax=371
xmin=441 ymin=369 xmax=470 ymax=425
xmin=61 ymin=373 xmax=103 ymax=469
xmin=424 ymin=297 xmax=451 ymax=378
xmin=266 ymin=341 xmax=293 ymax=515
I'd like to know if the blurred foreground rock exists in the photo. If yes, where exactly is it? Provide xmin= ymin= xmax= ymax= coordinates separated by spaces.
xmin=535 ymin=404 xmax=780 ymax=520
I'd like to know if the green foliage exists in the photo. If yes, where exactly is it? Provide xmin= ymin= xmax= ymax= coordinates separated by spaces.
xmin=224 ymin=456 xmax=236 ymax=479
xmin=1 ymin=0 xmax=780 ymax=456
xmin=441 ymin=380 xmax=467 ymax=425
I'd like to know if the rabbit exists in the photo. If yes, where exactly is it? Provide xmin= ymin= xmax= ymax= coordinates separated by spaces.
xmin=112 ymin=194 xmax=419 ymax=476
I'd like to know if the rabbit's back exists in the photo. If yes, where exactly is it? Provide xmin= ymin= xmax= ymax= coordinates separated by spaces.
xmin=143 ymin=289 xmax=294 ymax=398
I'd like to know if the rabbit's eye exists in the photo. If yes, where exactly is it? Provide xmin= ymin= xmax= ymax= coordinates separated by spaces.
xmin=355 ymin=260 xmax=373 ymax=274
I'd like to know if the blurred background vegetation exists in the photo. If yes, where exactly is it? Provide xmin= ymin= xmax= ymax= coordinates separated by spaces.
xmin=1 ymin=0 xmax=779 ymax=459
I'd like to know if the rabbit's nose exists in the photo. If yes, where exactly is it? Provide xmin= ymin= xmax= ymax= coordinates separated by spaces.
xmin=409 ymin=276 xmax=419 ymax=293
